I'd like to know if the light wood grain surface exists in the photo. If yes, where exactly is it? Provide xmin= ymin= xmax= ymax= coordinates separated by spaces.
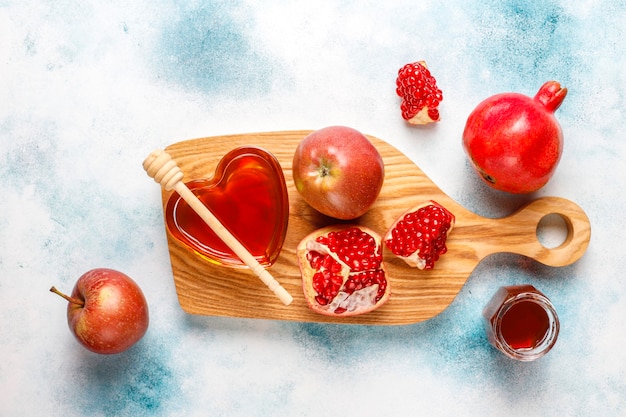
xmin=159 ymin=131 xmax=591 ymax=325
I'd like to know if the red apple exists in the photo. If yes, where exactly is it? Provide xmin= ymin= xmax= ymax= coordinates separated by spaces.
xmin=50 ymin=268 xmax=149 ymax=354
xmin=292 ymin=126 xmax=385 ymax=220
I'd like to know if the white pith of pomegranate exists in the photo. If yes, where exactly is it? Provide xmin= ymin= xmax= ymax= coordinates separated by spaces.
xmin=297 ymin=226 xmax=390 ymax=316
xmin=384 ymin=201 xmax=455 ymax=270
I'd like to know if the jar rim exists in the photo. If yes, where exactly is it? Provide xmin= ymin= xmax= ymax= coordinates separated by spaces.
xmin=492 ymin=291 xmax=560 ymax=361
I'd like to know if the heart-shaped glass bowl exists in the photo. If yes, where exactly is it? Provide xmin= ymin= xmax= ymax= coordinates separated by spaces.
xmin=165 ymin=146 xmax=289 ymax=268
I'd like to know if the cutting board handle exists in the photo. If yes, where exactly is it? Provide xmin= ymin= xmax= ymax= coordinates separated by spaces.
xmin=478 ymin=197 xmax=591 ymax=267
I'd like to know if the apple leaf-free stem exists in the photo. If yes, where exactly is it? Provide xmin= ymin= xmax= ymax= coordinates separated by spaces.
xmin=50 ymin=286 xmax=85 ymax=307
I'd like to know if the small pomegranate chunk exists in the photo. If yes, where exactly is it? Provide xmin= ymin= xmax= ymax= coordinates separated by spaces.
xmin=385 ymin=201 xmax=455 ymax=269
xmin=396 ymin=61 xmax=443 ymax=125
xmin=297 ymin=226 xmax=390 ymax=316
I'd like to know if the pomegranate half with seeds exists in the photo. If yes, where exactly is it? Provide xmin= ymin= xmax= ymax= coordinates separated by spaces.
xmin=297 ymin=225 xmax=390 ymax=316
xmin=385 ymin=201 xmax=455 ymax=270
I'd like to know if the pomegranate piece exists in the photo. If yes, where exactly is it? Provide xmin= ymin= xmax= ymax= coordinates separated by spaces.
xmin=396 ymin=61 xmax=443 ymax=125
xmin=297 ymin=226 xmax=390 ymax=316
xmin=385 ymin=201 xmax=455 ymax=270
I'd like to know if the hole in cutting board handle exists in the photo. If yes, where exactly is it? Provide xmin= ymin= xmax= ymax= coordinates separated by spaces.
xmin=536 ymin=213 xmax=570 ymax=249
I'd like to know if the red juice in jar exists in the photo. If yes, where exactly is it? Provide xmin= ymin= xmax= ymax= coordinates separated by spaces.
xmin=483 ymin=285 xmax=559 ymax=361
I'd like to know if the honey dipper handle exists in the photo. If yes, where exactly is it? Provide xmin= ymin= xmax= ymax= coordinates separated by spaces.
xmin=142 ymin=149 xmax=294 ymax=306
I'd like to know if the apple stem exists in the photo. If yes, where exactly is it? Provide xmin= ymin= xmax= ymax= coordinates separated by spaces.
xmin=49 ymin=286 xmax=85 ymax=307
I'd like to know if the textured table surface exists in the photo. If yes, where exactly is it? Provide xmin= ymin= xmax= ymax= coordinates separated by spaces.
xmin=1 ymin=1 xmax=625 ymax=416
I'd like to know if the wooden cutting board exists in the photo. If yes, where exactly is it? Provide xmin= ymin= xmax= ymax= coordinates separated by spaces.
xmin=158 ymin=131 xmax=591 ymax=325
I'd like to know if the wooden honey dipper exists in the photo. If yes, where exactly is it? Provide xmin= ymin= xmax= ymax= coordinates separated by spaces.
xmin=143 ymin=149 xmax=294 ymax=306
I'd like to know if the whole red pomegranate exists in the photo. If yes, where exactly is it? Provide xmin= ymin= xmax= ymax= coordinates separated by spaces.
xmin=296 ymin=225 xmax=390 ymax=316
xmin=462 ymin=81 xmax=567 ymax=194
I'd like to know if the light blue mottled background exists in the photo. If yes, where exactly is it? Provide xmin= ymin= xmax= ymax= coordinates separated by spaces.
xmin=1 ymin=1 xmax=625 ymax=416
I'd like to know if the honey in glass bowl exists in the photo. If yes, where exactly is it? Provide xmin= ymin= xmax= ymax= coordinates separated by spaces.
xmin=165 ymin=146 xmax=289 ymax=268
xmin=483 ymin=285 xmax=560 ymax=361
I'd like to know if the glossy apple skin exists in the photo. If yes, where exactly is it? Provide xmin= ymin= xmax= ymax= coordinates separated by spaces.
xmin=463 ymin=82 xmax=566 ymax=194
xmin=292 ymin=126 xmax=385 ymax=220
xmin=67 ymin=268 xmax=149 ymax=354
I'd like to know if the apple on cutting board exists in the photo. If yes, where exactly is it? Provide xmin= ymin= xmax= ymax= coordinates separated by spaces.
xmin=50 ymin=268 xmax=149 ymax=354
xmin=292 ymin=126 xmax=385 ymax=220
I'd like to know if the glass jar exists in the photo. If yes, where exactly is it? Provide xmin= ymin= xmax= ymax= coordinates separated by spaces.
xmin=483 ymin=285 xmax=560 ymax=361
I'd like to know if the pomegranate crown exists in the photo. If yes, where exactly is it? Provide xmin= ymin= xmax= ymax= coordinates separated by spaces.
xmin=534 ymin=81 xmax=567 ymax=113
